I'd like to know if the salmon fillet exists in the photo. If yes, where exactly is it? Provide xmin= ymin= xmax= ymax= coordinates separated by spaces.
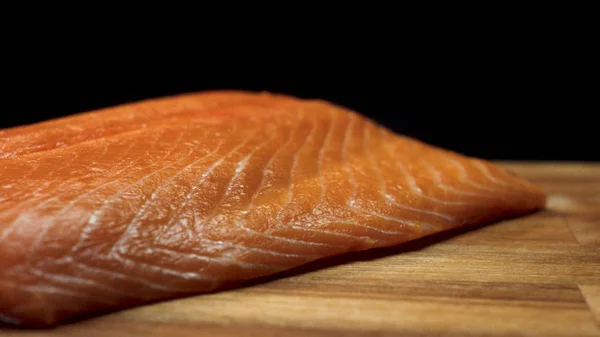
xmin=0 ymin=91 xmax=546 ymax=327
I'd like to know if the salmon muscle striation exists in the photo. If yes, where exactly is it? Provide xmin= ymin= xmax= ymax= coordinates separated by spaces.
xmin=0 ymin=91 xmax=547 ymax=326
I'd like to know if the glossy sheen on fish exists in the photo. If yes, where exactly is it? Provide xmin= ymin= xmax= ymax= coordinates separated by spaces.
xmin=0 ymin=91 xmax=546 ymax=326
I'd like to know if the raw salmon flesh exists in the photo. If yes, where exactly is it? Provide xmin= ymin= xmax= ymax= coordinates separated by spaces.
xmin=0 ymin=90 xmax=547 ymax=326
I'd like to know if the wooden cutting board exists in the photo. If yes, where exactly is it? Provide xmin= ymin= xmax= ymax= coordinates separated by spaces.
xmin=2 ymin=161 xmax=599 ymax=337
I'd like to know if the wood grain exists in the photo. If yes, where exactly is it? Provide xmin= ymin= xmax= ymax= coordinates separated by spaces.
xmin=580 ymin=285 xmax=600 ymax=323
xmin=1 ymin=161 xmax=599 ymax=337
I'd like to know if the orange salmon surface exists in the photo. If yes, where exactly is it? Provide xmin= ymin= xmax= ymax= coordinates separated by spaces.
xmin=0 ymin=91 xmax=546 ymax=326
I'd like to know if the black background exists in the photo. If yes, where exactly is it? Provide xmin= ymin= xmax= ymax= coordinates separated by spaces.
xmin=1 ymin=23 xmax=595 ymax=162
